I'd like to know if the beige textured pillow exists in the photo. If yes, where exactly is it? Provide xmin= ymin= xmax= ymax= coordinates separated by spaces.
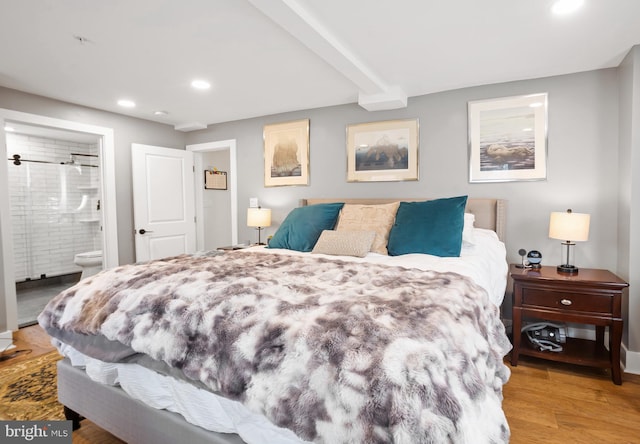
xmin=311 ymin=230 xmax=376 ymax=257
xmin=335 ymin=202 xmax=400 ymax=255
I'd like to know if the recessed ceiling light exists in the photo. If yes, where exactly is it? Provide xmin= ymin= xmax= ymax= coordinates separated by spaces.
xmin=154 ymin=110 xmax=169 ymax=116
xmin=551 ymin=0 xmax=584 ymax=15
xmin=191 ymin=79 xmax=211 ymax=90
xmin=117 ymin=99 xmax=136 ymax=108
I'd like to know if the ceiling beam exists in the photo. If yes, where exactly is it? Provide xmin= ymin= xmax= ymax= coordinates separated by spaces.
xmin=248 ymin=0 xmax=407 ymax=110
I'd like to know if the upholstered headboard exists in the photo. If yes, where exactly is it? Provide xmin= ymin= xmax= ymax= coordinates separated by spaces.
xmin=300 ymin=198 xmax=506 ymax=242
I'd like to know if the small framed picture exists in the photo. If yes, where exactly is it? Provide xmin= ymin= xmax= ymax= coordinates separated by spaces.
xmin=346 ymin=119 xmax=419 ymax=182
xmin=263 ymin=119 xmax=309 ymax=187
xmin=468 ymin=93 xmax=548 ymax=183
xmin=204 ymin=170 xmax=227 ymax=190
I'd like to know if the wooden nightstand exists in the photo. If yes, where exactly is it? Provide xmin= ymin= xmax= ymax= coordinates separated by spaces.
xmin=510 ymin=265 xmax=628 ymax=385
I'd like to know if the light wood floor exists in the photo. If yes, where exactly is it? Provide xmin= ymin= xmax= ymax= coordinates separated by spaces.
xmin=3 ymin=325 xmax=639 ymax=443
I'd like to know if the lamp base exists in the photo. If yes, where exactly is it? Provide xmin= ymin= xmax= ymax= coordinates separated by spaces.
xmin=557 ymin=264 xmax=579 ymax=274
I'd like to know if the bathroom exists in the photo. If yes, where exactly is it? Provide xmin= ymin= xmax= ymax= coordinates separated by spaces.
xmin=5 ymin=124 xmax=103 ymax=326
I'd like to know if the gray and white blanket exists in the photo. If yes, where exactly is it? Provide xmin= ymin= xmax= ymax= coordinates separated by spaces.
xmin=39 ymin=250 xmax=511 ymax=443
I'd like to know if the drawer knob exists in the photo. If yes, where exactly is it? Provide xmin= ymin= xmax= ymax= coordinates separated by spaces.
xmin=560 ymin=299 xmax=573 ymax=306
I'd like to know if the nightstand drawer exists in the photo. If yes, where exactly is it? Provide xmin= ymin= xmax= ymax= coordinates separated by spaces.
xmin=522 ymin=287 xmax=612 ymax=314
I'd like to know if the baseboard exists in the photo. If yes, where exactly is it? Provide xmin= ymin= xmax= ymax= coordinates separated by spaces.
xmin=622 ymin=344 xmax=640 ymax=375
xmin=547 ymin=326 xmax=640 ymax=375
xmin=0 ymin=330 xmax=15 ymax=353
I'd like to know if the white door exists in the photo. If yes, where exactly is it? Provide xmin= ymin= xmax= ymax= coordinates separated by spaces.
xmin=132 ymin=143 xmax=196 ymax=261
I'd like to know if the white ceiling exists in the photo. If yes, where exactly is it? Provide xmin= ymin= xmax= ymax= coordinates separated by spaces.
xmin=1 ymin=0 xmax=639 ymax=131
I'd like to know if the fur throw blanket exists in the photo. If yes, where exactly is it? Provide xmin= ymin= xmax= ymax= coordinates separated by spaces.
xmin=39 ymin=251 xmax=511 ymax=443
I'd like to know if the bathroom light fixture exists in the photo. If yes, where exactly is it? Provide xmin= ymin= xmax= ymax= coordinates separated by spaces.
xmin=117 ymin=99 xmax=136 ymax=108
xmin=551 ymin=0 xmax=584 ymax=15
xmin=549 ymin=209 xmax=590 ymax=274
xmin=247 ymin=207 xmax=271 ymax=245
xmin=191 ymin=79 xmax=211 ymax=90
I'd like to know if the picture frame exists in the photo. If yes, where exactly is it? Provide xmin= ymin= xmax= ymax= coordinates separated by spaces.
xmin=468 ymin=93 xmax=548 ymax=183
xmin=263 ymin=119 xmax=309 ymax=187
xmin=204 ymin=170 xmax=227 ymax=190
xmin=346 ymin=119 xmax=419 ymax=182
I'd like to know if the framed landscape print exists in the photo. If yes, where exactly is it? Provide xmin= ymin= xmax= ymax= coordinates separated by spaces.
xmin=263 ymin=119 xmax=309 ymax=187
xmin=468 ymin=93 xmax=548 ymax=183
xmin=346 ymin=119 xmax=419 ymax=182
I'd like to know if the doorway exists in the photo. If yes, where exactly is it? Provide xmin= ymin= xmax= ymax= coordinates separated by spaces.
xmin=6 ymin=123 xmax=102 ymax=326
xmin=187 ymin=140 xmax=238 ymax=249
xmin=0 ymin=109 xmax=118 ymax=331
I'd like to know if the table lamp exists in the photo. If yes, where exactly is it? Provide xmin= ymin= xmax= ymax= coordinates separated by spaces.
xmin=548 ymin=209 xmax=590 ymax=274
xmin=247 ymin=207 xmax=271 ymax=245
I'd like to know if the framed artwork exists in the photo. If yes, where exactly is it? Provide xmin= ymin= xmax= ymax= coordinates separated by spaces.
xmin=346 ymin=119 xmax=419 ymax=182
xmin=204 ymin=170 xmax=227 ymax=190
xmin=468 ymin=93 xmax=548 ymax=183
xmin=263 ymin=119 xmax=309 ymax=187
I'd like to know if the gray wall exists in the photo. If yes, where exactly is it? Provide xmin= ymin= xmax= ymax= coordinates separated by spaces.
xmin=617 ymin=46 xmax=640 ymax=354
xmin=187 ymin=69 xmax=620 ymax=273
xmin=0 ymin=86 xmax=187 ymax=265
xmin=202 ymin=150 xmax=232 ymax=249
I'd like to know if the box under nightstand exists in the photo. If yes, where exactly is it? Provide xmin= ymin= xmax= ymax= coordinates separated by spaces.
xmin=510 ymin=264 xmax=628 ymax=385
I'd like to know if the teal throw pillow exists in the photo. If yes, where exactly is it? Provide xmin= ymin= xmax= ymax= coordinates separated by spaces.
xmin=387 ymin=196 xmax=468 ymax=257
xmin=268 ymin=203 xmax=344 ymax=252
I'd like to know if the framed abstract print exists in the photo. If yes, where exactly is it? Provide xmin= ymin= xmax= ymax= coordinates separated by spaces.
xmin=264 ymin=119 xmax=309 ymax=187
xmin=468 ymin=93 xmax=548 ymax=183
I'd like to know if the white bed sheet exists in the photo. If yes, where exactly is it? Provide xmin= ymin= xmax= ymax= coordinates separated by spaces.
xmin=55 ymin=341 xmax=309 ymax=444
xmin=253 ymin=227 xmax=508 ymax=307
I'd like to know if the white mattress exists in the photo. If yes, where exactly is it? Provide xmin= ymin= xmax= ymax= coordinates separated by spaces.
xmin=54 ymin=230 xmax=507 ymax=443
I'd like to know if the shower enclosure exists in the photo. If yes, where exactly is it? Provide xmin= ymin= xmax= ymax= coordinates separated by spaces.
xmin=6 ymin=131 xmax=102 ymax=324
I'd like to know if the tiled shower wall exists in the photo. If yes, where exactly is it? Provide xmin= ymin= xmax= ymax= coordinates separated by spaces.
xmin=7 ymin=133 xmax=102 ymax=282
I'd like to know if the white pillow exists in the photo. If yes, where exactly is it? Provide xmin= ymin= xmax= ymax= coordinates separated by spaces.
xmin=463 ymin=213 xmax=476 ymax=246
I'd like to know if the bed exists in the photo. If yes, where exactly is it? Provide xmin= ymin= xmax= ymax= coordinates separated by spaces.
xmin=38 ymin=196 xmax=511 ymax=444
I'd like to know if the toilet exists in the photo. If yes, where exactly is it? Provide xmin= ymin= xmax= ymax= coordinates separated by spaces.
xmin=74 ymin=250 xmax=103 ymax=280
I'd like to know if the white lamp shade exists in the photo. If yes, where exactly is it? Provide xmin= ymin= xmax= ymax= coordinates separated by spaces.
xmin=247 ymin=208 xmax=271 ymax=228
xmin=549 ymin=211 xmax=590 ymax=242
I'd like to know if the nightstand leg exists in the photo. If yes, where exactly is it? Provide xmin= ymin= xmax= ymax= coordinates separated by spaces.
xmin=595 ymin=325 xmax=605 ymax=346
xmin=511 ymin=307 xmax=522 ymax=366
xmin=610 ymin=321 xmax=623 ymax=385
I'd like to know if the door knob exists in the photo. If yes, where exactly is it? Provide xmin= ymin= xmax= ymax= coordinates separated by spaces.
xmin=138 ymin=229 xmax=153 ymax=235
